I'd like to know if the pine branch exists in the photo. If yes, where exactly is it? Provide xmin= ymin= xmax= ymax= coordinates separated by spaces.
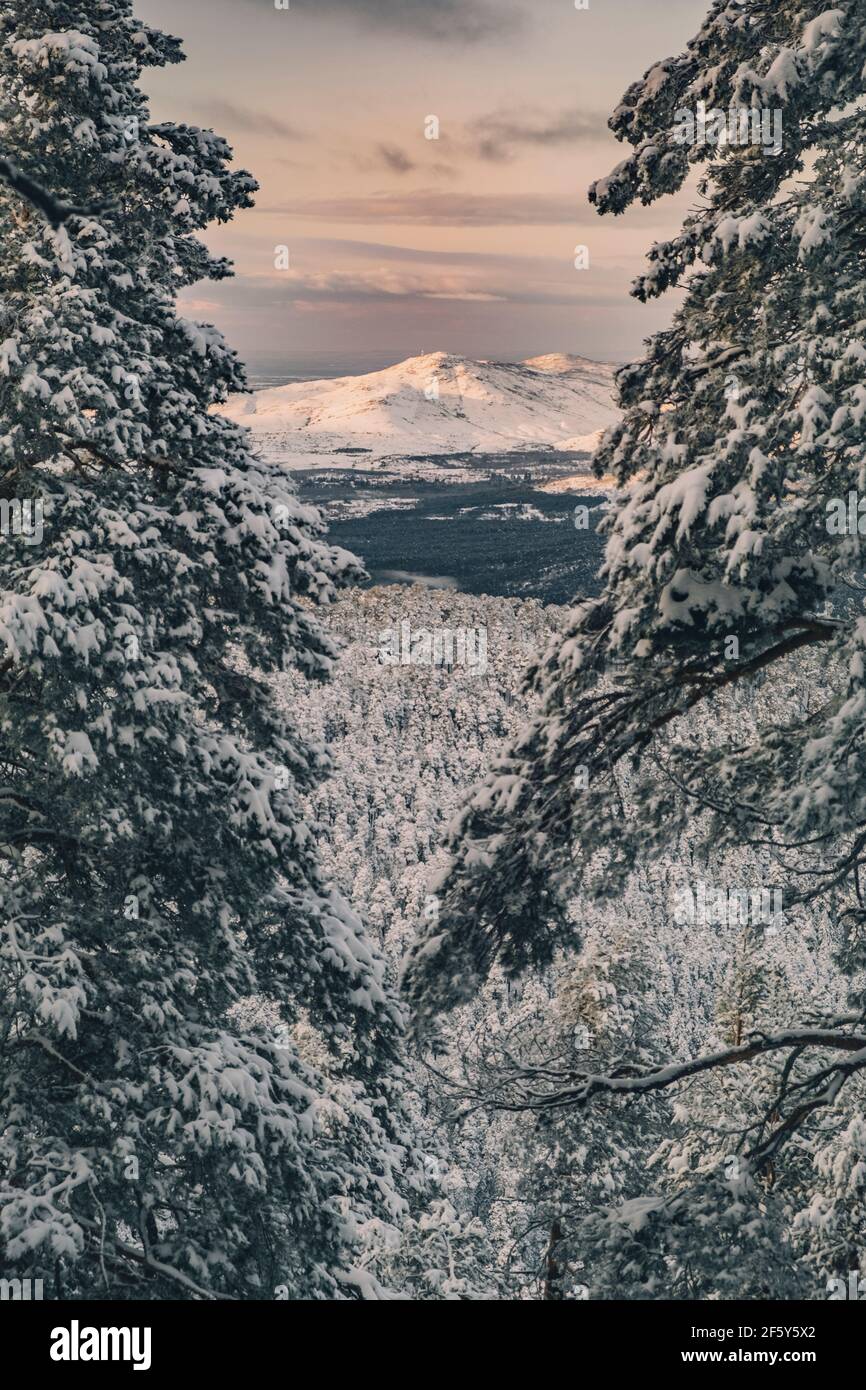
xmin=0 ymin=153 xmax=91 ymax=227
xmin=446 ymin=1023 xmax=866 ymax=1169
xmin=73 ymin=1214 xmax=233 ymax=1302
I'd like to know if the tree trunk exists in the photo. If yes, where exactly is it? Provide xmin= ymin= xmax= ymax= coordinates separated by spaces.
xmin=543 ymin=1220 xmax=564 ymax=1300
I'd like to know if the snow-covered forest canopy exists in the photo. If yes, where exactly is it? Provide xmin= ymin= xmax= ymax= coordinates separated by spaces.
xmin=2 ymin=0 xmax=866 ymax=1309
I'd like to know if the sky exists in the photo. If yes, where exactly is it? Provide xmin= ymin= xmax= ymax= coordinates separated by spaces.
xmin=138 ymin=0 xmax=710 ymax=377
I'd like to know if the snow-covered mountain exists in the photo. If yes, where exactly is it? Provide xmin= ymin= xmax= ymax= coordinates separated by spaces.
xmin=216 ymin=351 xmax=618 ymax=467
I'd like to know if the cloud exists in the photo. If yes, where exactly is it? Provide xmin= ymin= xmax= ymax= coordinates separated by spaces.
xmin=246 ymin=0 xmax=522 ymax=44
xmin=291 ymin=237 xmax=539 ymax=266
xmin=467 ymin=107 xmax=609 ymax=162
xmin=423 ymin=291 xmax=506 ymax=302
xmin=265 ymin=186 xmax=696 ymax=230
xmin=262 ymin=190 xmax=583 ymax=226
xmin=194 ymin=100 xmax=307 ymax=141
xmin=376 ymin=144 xmax=416 ymax=175
xmin=352 ymin=107 xmax=609 ymax=183
xmin=258 ymin=267 xmax=510 ymax=302
xmin=357 ymin=145 xmax=455 ymax=180
xmin=181 ymin=264 xmax=627 ymax=311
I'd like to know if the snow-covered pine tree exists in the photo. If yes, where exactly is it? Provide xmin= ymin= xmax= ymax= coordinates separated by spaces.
xmin=0 ymin=1 xmax=419 ymax=1300
xmin=405 ymin=0 xmax=866 ymax=1162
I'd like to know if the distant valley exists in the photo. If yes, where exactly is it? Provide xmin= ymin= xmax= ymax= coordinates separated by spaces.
xmin=222 ymin=352 xmax=621 ymax=603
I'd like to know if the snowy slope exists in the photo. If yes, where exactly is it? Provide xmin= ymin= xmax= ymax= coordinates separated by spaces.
xmin=215 ymin=351 xmax=618 ymax=467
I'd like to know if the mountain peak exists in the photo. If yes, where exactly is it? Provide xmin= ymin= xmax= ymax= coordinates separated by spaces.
xmin=216 ymin=351 xmax=619 ymax=467
xmin=403 ymin=350 xmax=462 ymax=367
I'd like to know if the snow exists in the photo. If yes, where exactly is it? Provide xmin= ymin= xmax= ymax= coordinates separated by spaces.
xmin=214 ymin=351 xmax=620 ymax=469
xmin=538 ymin=470 xmax=619 ymax=497
xmin=555 ymin=428 xmax=608 ymax=453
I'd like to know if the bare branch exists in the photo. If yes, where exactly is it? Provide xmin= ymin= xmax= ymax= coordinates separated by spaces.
xmin=447 ymin=1025 xmax=866 ymax=1118
xmin=0 ymin=153 xmax=94 ymax=227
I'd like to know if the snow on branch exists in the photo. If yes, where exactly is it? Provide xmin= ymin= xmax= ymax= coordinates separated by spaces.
xmin=443 ymin=1018 xmax=866 ymax=1171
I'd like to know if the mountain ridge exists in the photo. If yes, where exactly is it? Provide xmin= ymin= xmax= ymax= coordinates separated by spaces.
xmin=216 ymin=350 xmax=619 ymax=467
